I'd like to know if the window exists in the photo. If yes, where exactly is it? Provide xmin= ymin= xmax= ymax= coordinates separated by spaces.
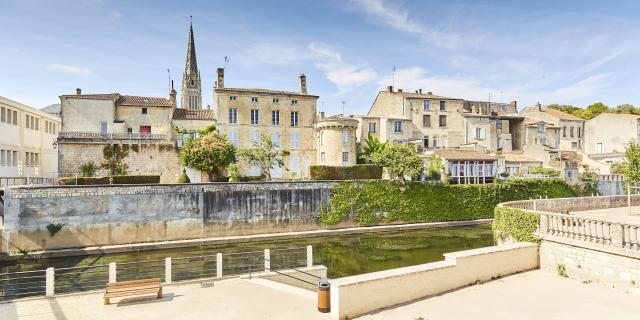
xmin=570 ymin=127 xmax=574 ymax=138
xmin=496 ymin=120 xmax=502 ymax=130
xmin=423 ymin=115 xmax=431 ymax=127
xmin=342 ymin=130 xmax=349 ymax=145
xmin=229 ymin=96 xmax=237 ymax=101
xmin=0 ymin=107 xmax=4 ymax=122
xmin=290 ymin=111 xmax=299 ymax=127
xmin=596 ymin=143 xmax=603 ymax=153
xmin=251 ymin=97 xmax=258 ymax=103
xmin=100 ymin=121 xmax=107 ymax=134
xmin=229 ymin=108 xmax=238 ymax=124
xmin=291 ymin=132 xmax=299 ymax=149
xmin=273 ymin=98 xmax=279 ymax=103
xmin=342 ymin=152 xmax=349 ymax=163
xmin=562 ymin=126 xmax=566 ymax=137
xmin=1 ymin=150 xmax=5 ymax=166
xmin=475 ymin=128 xmax=482 ymax=139
xmin=439 ymin=101 xmax=446 ymax=111
xmin=394 ymin=120 xmax=402 ymax=133
xmin=127 ymin=127 xmax=133 ymax=133
xmin=140 ymin=126 xmax=151 ymax=135
xmin=423 ymin=136 xmax=429 ymax=148
xmin=251 ymin=109 xmax=259 ymax=125
xmin=319 ymin=132 xmax=323 ymax=146
xmin=12 ymin=110 xmax=17 ymax=125
xmin=578 ymin=127 xmax=582 ymax=138
xmin=12 ymin=151 xmax=17 ymax=167
xmin=571 ymin=141 xmax=578 ymax=149
xmin=423 ymin=100 xmax=430 ymax=111
xmin=537 ymin=124 xmax=545 ymax=133
xmin=272 ymin=110 xmax=280 ymax=125
xmin=537 ymin=137 xmax=546 ymax=145
xmin=271 ymin=132 xmax=281 ymax=148
xmin=142 ymin=108 xmax=148 ymax=114
xmin=368 ymin=122 xmax=376 ymax=133
xmin=439 ymin=115 xmax=447 ymax=127
xmin=442 ymin=135 xmax=448 ymax=148
xmin=35 ymin=118 xmax=38 ymax=130
xmin=25 ymin=152 xmax=30 ymax=167
xmin=251 ymin=130 xmax=260 ymax=145
xmin=25 ymin=115 xmax=30 ymax=129
xmin=229 ymin=131 xmax=238 ymax=146
xmin=292 ymin=99 xmax=298 ymax=105
xmin=432 ymin=136 xmax=438 ymax=148
xmin=320 ymin=152 xmax=325 ymax=164
xmin=34 ymin=153 xmax=38 ymax=166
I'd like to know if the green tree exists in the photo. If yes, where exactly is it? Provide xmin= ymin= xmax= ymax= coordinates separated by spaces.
xmin=358 ymin=134 xmax=388 ymax=163
xmin=582 ymin=102 xmax=609 ymax=119
xmin=238 ymin=134 xmax=289 ymax=181
xmin=548 ymin=104 xmax=581 ymax=115
xmin=179 ymin=129 xmax=236 ymax=181
xmin=614 ymin=104 xmax=638 ymax=115
xmin=426 ymin=154 xmax=444 ymax=180
xmin=371 ymin=143 xmax=424 ymax=183
xmin=622 ymin=139 xmax=640 ymax=186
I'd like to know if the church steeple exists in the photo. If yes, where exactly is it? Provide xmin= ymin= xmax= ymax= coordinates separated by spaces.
xmin=181 ymin=16 xmax=202 ymax=109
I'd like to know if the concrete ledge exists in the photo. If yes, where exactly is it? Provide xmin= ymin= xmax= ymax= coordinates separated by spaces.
xmin=329 ymin=242 xmax=539 ymax=320
xmin=3 ymin=219 xmax=491 ymax=261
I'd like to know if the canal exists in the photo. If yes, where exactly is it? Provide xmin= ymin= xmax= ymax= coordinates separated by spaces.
xmin=0 ymin=224 xmax=493 ymax=278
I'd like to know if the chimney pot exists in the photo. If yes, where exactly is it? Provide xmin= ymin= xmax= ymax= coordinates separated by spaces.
xmin=298 ymin=73 xmax=307 ymax=94
xmin=319 ymin=112 xmax=325 ymax=119
xmin=398 ymin=88 xmax=403 ymax=93
xmin=419 ymin=89 xmax=422 ymax=94
xmin=427 ymin=91 xmax=433 ymax=95
xmin=387 ymin=85 xmax=393 ymax=93
xmin=76 ymin=88 xmax=81 ymax=95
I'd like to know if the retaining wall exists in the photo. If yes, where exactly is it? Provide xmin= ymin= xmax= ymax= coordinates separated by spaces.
xmin=1 ymin=182 xmax=334 ymax=253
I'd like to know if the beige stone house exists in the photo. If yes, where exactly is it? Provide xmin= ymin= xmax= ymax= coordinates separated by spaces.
xmin=581 ymin=113 xmax=640 ymax=174
xmin=212 ymin=69 xmax=318 ymax=179
xmin=315 ymin=114 xmax=358 ymax=166
xmin=519 ymin=104 xmax=585 ymax=150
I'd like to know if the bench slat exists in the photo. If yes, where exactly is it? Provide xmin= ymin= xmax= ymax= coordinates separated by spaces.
xmin=107 ymin=278 xmax=161 ymax=287
xmin=107 ymin=284 xmax=160 ymax=294
xmin=107 ymin=282 xmax=160 ymax=290
xmin=105 ymin=288 xmax=160 ymax=298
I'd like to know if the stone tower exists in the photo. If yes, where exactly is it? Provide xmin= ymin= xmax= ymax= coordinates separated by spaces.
xmin=181 ymin=17 xmax=202 ymax=109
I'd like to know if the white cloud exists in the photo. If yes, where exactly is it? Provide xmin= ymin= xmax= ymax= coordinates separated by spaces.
xmin=236 ymin=40 xmax=308 ymax=67
xmin=545 ymin=73 xmax=612 ymax=103
xmin=349 ymin=0 xmax=460 ymax=48
xmin=46 ymin=64 xmax=91 ymax=75
xmin=308 ymin=42 xmax=378 ymax=93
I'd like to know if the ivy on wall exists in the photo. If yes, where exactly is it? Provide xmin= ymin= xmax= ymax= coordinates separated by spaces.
xmin=492 ymin=206 xmax=540 ymax=243
xmin=319 ymin=178 xmax=592 ymax=226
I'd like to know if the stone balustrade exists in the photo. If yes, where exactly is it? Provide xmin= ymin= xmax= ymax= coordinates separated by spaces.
xmin=58 ymin=131 xmax=167 ymax=141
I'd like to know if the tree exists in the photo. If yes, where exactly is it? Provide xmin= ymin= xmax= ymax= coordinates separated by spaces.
xmin=548 ymin=104 xmax=581 ymax=116
xmin=614 ymin=104 xmax=638 ymax=115
xmin=371 ymin=143 xmax=424 ymax=183
xmin=358 ymin=134 xmax=388 ymax=163
xmin=179 ymin=128 xmax=236 ymax=181
xmin=582 ymin=102 xmax=609 ymax=119
xmin=426 ymin=154 xmax=444 ymax=180
xmin=621 ymin=139 xmax=640 ymax=187
xmin=238 ymin=134 xmax=289 ymax=181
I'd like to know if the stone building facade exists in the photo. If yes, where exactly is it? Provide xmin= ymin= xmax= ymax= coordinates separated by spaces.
xmin=584 ymin=113 xmax=640 ymax=170
xmin=315 ymin=114 xmax=358 ymax=166
xmin=519 ymin=104 xmax=585 ymax=151
xmin=212 ymin=70 xmax=318 ymax=179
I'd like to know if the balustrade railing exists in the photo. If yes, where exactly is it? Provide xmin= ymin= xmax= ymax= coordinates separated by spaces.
xmin=0 ymin=246 xmax=313 ymax=301
xmin=58 ymin=131 xmax=167 ymax=140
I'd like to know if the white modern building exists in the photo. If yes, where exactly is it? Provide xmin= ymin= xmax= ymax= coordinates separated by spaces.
xmin=0 ymin=96 xmax=60 ymax=183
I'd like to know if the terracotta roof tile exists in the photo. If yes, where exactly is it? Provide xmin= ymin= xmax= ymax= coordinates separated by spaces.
xmin=117 ymin=95 xmax=173 ymax=107
xmin=172 ymin=108 xmax=215 ymax=120
xmin=504 ymin=153 xmax=542 ymax=163
xmin=60 ymin=93 xmax=119 ymax=100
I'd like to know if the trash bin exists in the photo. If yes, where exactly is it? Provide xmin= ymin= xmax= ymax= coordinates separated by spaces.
xmin=317 ymin=278 xmax=330 ymax=313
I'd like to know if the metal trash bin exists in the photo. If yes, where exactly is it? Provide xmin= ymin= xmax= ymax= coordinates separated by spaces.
xmin=317 ymin=278 xmax=330 ymax=313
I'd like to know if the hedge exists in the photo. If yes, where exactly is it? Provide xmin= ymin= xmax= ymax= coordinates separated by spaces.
xmin=310 ymin=165 xmax=382 ymax=180
xmin=319 ymin=178 xmax=593 ymax=226
xmin=58 ymin=175 xmax=160 ymax=185
xmin=492 ymin=206 xmax=540 ymax=243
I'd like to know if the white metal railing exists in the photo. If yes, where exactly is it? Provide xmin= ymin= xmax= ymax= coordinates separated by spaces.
xmin=58 ymin=131 xmax=167 ymax=140
xmin=0 ymin=176 xmax=57 ymax=187
xmin=0 ymin=246 xmax=313 ymax=301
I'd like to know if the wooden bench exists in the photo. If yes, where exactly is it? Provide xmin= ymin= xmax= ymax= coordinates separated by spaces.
xmin=103 ymin=278 xmax=163 ymax=305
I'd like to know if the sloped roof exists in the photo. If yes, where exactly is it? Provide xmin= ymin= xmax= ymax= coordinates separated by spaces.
xmin=504 ymin=153 xmax=542 ymax=163
xmin=117 ymin=95 xmax=173 ymax=107
xmin=60 ymin=93 xmax=119 ymax=100
xmin=215 ymin=87 xmax=318 ymax=98
xmin=542 ymin=107 xmax=584 ymax=121
xmin=41 ymin=103 xmax=61 ymax=114
xmin=383 ymin=91 xmax=462 ymax=100
xmin=172 ymin=108 xmax=215 ymax=120
xmin=435 ymin=150 xmax=496 ymax=161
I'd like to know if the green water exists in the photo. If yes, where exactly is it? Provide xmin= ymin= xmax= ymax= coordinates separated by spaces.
xmin=1 ymin=225 xmax=493 ymax=278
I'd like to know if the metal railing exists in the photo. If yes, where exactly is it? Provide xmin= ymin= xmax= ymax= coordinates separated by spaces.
xmin=58 ymin=132 xmax=167 ymax=141
xmin=0 ymin=246 xmax=313 ymax=301
xmin=0 ymin=176 xmax=57 ymax=187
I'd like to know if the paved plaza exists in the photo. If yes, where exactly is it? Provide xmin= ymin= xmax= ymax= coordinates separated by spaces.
xmin=569 ymin=205 xmax=640 ymax=224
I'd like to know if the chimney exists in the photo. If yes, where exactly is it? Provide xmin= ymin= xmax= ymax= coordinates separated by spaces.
xmin=216 ymin=68 xmax=224 ymax=88
xmin=398 ymin=88 xmax=403 ymax=93
xmin=76 ymin=88 xmax=81 ymax=95
xmin=319 ymin=112 xmax=325 ymax=119
xmin=427 ymin=91 xmax=433 ymax=95
xmin=511 ymin=100 xmax=517 ymax=110
xmin=298 ymin=74 xmax=307 ymax=94
xmin=168 ymin=80 xmax=177 ymax=106
xmin=387 ymin=85 xmax=393 ymax=93
xmin=419 ymin=88 xmax=423 ymax=94
xmin=536 ymin=102 xmax=542 ymax=111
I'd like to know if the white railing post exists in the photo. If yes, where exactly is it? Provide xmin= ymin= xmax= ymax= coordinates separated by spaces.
xmin=108 ymin=262 xmax=116 ymax=283
xmin=264 ymin=249 xmax=270 ymax=272
xmin=307 ymin=245 xmax=313 ymax=268
xmin=165 ymin=257 xmax=172 ymax=284
xmin=216 ymin=253 xmax=223 ymax=278
xmin=45 ymin=267 xmax=55 ymax=297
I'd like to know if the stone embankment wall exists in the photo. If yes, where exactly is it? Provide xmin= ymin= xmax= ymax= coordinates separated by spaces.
xmin=1 ymin=182 xmax=334 ymax=253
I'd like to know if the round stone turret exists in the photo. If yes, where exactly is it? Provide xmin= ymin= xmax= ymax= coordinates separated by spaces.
xmin=315 ymin=114 xmax=359 ymax=166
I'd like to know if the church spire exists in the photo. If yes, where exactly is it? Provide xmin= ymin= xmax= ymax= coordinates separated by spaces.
xmin=185 ymin=15 xmax=198 ymax=75
xmin=181 ymin=16 xmax=202 ymax=109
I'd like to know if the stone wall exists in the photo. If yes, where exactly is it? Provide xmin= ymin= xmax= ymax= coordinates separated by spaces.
xmin=58 ymin=143 xmax=180 ymax=183
xmin=540 ymin=240 xmax=640 ymax=295
xmin=1 ymin=182 xmax=334 ymax=253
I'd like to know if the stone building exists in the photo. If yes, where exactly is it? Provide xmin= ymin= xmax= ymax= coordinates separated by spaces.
xmin=580 ymin=113 xmax=640 ymax=174
xmin=0 ymin=96 xmax=60 ymax=181
xmin=212 ymin=70 xmax=318 ymax=179
xmin=436 ymin=149 xmax=497 ymax=184
xmin=519 ymin=104 xmax=585 ymax=150
xmin=181 ymin=20 xmax=202 ymax=109
xmin=315 ymin=114 xmax=358 ymax=166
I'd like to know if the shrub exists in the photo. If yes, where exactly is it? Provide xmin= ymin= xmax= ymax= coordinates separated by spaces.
xmin=58 ymin=175 xmax=160 ymax=185
xmin=492 ymin=206 xmax=540 ymax=243
xmin=309 ymin=165 xmax=382 ymax=180
xmin=80 ymin=161 xmax=97 ymax=177
xmin=178 ymin=169 xmax=191 ymax=183
xmin=528 ymin=167 xmax=559 ymax=176
xmin=320 ymin=178 xmax=587 ymax=225
xmin=46 ymin=223 xmax=64 ymax=237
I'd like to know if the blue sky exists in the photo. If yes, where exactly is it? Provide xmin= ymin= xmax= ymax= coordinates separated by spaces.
xmin=1 ymin=0 xmax=639 ymax=115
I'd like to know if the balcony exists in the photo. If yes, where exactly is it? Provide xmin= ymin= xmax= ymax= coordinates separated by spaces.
xmin=57 ymin=131 xmax=168 ymax=144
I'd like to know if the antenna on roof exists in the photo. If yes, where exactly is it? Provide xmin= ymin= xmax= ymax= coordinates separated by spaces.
xmin=342 ymin=101 xmax=346 ymax=115
xmin=392 ymin=66 xmax=396 ymax=88
xmin=167 ymin=68 xmax=171 ymax=91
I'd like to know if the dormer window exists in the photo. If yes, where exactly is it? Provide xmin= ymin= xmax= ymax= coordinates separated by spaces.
xmin=251 ymin=97 xmax=258 ymax=103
